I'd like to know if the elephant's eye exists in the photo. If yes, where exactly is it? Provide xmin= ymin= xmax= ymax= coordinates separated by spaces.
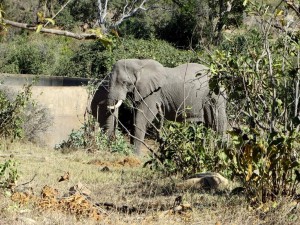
xmin=123 ymin=81 xmax=131 ymax=87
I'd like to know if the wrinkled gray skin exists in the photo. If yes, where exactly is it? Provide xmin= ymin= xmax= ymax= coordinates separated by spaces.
xmin=90 ymin=85 xmax=118 ymax=138
xmin=90 ymin=85 xmax=134 ymax=137
xmin=107 ymin=59 xmax=228 ymax=155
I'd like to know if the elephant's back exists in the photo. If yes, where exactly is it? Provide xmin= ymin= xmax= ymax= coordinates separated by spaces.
xmin=171 ymin=63 xmax=210 ymax=78
xmin=162 ymin=63 xmax=211 ymax=122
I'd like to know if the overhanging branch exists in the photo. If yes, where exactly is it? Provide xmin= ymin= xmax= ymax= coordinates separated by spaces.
xmin=2 ymin=19 xmax=98 ymax=40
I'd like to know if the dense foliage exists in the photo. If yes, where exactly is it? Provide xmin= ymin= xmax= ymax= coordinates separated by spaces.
xmin=0 ymin=0 xmax=245 ymax=77
xmin=0 ymin=159 xmax=19 ymax=190
xmin=207 ymin=1 xmax=300 ymax=203
xmin=56 ymin=117 xmax=133 ymax=155
xmin=0 ymin=34 xmax=76 ymax=75
xmin=144 ymin=0 xmax=300 ymax=204
xmin=158 ymin=0 xmax=245 ymax=48
xmin=2 ymin=0 xmax=300 ymax=205
xmin=147 ymin=122 xmax=226 ymax=177
xmin=56 ymin=38 xmax=198 ymax=78
xmin=0 ymin=35 xmax=198 ymax=78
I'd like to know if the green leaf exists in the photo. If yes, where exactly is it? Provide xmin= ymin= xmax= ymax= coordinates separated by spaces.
xmin=37 ymin=12 xmax=44 ymax=22
xmin=88 ymin=28 xmax=113 ymax=48
xmin=36 ymin=24 xmax=43 ymax=33
xmin=209 ymin=64 xmax=217 ymax=74
xmin=99 ymin=37 xmax=113 ymax=48
xmin=45 ymin=18 xmax=55 ymax=25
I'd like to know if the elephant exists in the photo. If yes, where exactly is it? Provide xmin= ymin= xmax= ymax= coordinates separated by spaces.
xmin=107 ymin=59 xmax=228 ymax=155
xmin=90 ymin=84 xmax=134 ymax=138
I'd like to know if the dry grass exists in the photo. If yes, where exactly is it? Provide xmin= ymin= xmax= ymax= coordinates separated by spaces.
xmin=0 ymin=140 xmax=299 ymax=225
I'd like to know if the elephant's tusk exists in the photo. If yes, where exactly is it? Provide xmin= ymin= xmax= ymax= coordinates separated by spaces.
xmin=107 ymin=100 xmax=123 ymax=109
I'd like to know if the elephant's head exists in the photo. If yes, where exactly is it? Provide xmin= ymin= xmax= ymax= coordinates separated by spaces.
xmin=107 ymin=59 xmax=167 ymax=109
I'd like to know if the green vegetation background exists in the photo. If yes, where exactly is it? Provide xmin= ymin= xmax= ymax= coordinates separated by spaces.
xmin=3 ymin=0 xmax=300 ymax=205
xmin=0 ymin=0 xmax=244 ymax=78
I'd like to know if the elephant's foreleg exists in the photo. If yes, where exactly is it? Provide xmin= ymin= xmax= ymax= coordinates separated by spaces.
xmin=133 ymin=99 xmax=159 ymax=155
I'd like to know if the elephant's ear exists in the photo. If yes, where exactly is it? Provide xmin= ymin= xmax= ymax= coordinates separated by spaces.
xmin=134 ymin=60 xmax=167 ymax=102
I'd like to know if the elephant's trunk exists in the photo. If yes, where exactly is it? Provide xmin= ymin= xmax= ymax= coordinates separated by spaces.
xmin=107 ymin=100 xmax=123 ymax=109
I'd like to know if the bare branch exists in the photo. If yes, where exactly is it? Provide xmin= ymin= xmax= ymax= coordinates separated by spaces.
xmin=15 ymin=174 xmax=37 ymax=188
xmin=285 ymin=0 xmax=300 ymax=18
xmin=44 ymin=0 xmax=73 ymax=27
xmin=96 ymin=0 xmax=159 ymax=31
xmin=98 ymin=0 xmax=109 ymax=26
xmin=114 ymin=0 xmax=149 ymax=27
xmin=3 ymin=19 xmax=98 ymax=40
xmin=264 ymin=19 xmax=276 ymax=132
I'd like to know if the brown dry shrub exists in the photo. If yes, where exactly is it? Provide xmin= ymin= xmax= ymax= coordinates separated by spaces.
xmin=11 ymin=185 xmax=104 ymax=221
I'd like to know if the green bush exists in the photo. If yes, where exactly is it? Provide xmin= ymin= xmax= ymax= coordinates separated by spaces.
xmin=0 ymin=34 xmax=198 ymax=78
xmin=53 ymin=39 xmax=108 ymax=78
xmin=157 ymin=0 xmax=245 ymax=49
xmin=207 ymin=1 xmax=300 ymax=203
xmin=0 ymin=159 xmax=19 ymax=190
xmin=66 ymin=0 xmax=97 ymax=26
xmin=112 ymin=38 xmax=198 ymax=68
xmin=118 ymin=13 xmax=156 ymax=40
xmin=147 ymin=121 xmax=227 ymax=177
xmin=226 ymin=127 xmax=300 ymax=203
xmin=55 ymin=7 xmax=77 ymax=30
xmin=56 ymin=118 xmax=132 ymax=155
xmin=56 ymin=37 xmax=198 ymax=78
xmin=0 ymin=35 xmax=79 ymax=75
xmin=0 ymin=83 xmax=32 ymax=139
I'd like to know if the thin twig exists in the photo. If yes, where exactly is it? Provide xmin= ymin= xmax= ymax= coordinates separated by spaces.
xmin=15 ymin=173 xmax=37 ymax=188
xmin=4 ymin=19 xmax=98 ymax=40
xmin=44 ymin=0 xmax=74 ymax=27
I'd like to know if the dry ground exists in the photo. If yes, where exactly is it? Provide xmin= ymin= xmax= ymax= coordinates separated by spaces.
xmin=0 ymin=140 xmax=299 ymax=225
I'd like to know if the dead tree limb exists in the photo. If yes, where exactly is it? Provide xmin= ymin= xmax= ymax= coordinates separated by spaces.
xmin=98 ymin=0 xmax=109 ymax=31
xmin=2 ymin=19 xmax=98 ymax=40
xmin=114 ymin=0 xmax=148 ymax=27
